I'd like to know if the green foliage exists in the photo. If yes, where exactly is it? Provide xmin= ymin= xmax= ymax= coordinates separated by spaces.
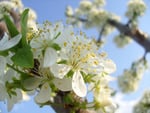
xmin=4 ymin=15 xmax=19 ymax=37
xmin=11 ymin=46 xmax=34 ymax=68
xmin=51 ymin=43 xmax=61 ymax=50
xmin=9 ymin=9 xmax=34 ymax=68
xmin=21 ymin=9 xmax=29 ymax=46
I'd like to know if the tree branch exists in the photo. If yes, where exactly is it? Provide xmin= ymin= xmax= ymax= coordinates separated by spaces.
xmin=107 ymin=19 xmax=150 ymax=52
xmin=51 ymin=91 xmax=95 ymax=113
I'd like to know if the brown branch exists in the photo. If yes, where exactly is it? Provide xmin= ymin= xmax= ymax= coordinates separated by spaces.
xmin=51 ymin=91 xmax=94 ymax=113
xmin=107 ymin=19 xmax=150 ymax=52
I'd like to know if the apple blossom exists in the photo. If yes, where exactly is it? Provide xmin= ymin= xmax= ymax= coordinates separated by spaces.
xmin=118 ymin=59 xmax=148 ymax=93
xmin=133 ymin=90 xmax=150 ymax=113
xmin=126 ymin=0 xmax=146 ymax=19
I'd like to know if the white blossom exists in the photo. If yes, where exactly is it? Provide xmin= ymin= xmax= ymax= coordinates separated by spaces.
xmin=50 ymin=27 xmax=116 ymax=97
xmin=89 ymin=75 xmax=114 ymax=106
xmin=65 ymin=0 xmax=120 ymax=36
xmin=30 ymin=22 xmax=63 ymax=67
xmin=118 ymin=59 xmax=147 ymax=93
xmin=0 ymin=69 xmax=22 ymax=111
xmin=126 ymin=0 xmax=146 ymax=19
xmin=133 ymin=90 xmax=150 ymax=113
xmin=0 ymin=1 xmax=16 ymax=19
xmin=113 ymin=34 xmax=132 ymax=48
xmin=35 ymin=82 xmax=52 ymax=103
xmin=93 ymin=0 xmax=106 ymax=7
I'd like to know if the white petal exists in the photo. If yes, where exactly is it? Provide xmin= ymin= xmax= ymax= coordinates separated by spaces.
xmin=3 ymin=69 xmax=17 ymax=82
xmin=30 ymin=37 xmax=42 ymax=49
xmin=43 ymin=47 xmax=57 ymax=67
xmin=53 ymin=78 xmax=72 ymax=91
xmin=0 ymin=33 xmax=9 ymax=45
xmin=104 ymin=59 xmax=116 ymax=74
xmin=72 ymin=71 xmax=87 ymax=97
xmin=23 ymin=77 xmax=42 ymax=90
xmin=22 ymin=91 xmax=30 ymax=101
xmin=0 ymin=56 xmax=6 ymax=76
xmin=0 ymin=34 xmax=22 ymax=51
xmin=50 ymin=64 xmax=70 ymax=79
xmin=35 ymin=83 xmax=51 ymax=103
xmin=0 ymin=83 xmax=7 ymax=101
xmin=7 ymin=89 xmax=22 ymax=112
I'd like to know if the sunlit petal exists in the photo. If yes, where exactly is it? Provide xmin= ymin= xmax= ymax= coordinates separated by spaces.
xmin=53 ymin=78 xmax=72 ymax=91
xmin=35 ymin=83 xmax=51 ymax=103
xmin=0 ymin=34 xmax=22 ymax=51
xmin=103 ymin=59 xmax=116 ymax=74
xmin=0 ymin=56 xmax=6 ymax=76
xmin=43 ymin=47 xmax=57 ymax=67
xmin=72 ymin=71 xmax=87 ymax=97
xmin=50 ymin=64 xmax=70 ymax=79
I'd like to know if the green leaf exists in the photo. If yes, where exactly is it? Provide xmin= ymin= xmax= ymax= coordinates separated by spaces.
xmin=11 ymin=46 xmax=34 ymax=68
xmin=54 ymin=32 xmax=61 ymax=39
xmin=67 ymin=70 xmax=74 ymax=78
xmin=51 ymin=43 xmax=61 ymax=50
xmin=21 ymin=9 xmax=29 ymax=46
xmin=57 ymin=60 xmax=67 ymax=64
xmin=4 ymin=15 xmax=19 ymax=37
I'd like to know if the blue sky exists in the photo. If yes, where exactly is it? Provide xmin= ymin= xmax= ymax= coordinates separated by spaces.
xmin=0 ymin=0 xmax=150 ymax=113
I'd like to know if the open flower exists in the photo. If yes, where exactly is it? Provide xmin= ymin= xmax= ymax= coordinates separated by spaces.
xmin=126 ymin=0 xmax=146 ymax=18
xmin=50 ymin=29 xmax=116 ymax=97
xmin=0 ymin=69 xmax=22 ymax=111
xmin=30 ymin=22 xmax=63 ymax=67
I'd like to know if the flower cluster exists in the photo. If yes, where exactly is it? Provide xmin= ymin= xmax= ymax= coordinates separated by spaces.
xmin=126 ymin=0 xmax=146 ymax=19
xmin=29 ymin=21 xmax=116 ymax=99
xmin=118 ymin=59 xmax=148 ymax=93
xmin=0 ymin=33 xmax=23 ymax=111
xmin=65 ymin=0 xmax=120 ymax=36
xmin=0 ymin=18 xmax=116 ymax=112
xmin=113 ymin=34 xmax=132 ymax=48
xmin=133 ymin=90 xmax=150 ymax=113
xmin=0 ymin=0 xmax=37 ymax=30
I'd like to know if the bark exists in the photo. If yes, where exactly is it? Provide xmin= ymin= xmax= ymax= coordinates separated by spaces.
xmin=51 ymin=91 xmax=95 ymax=113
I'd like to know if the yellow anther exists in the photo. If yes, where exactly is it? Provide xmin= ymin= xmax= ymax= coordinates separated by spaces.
xmin=64 ymin=42 xmax=67 ymax=47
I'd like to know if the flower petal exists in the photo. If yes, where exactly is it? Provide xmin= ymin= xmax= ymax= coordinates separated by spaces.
xmin=72 ymin=71 xmax=87 ymax=97
xmin=0 ymin=33 xmax=9 ymax=45
xmin=50 ymin=64 xmax=70 ymax=79
xmin=53 ymin=78 xmax=72 ymax=91
xmin=43 ymin=47 xmax=57 ymax=67
xmin=103 ymin=59 xmax=116 ymax=74
xmin=0 ymin=34 xmax=22 ymax=51
xmin=7 ymin=89 xmax=22 ymax=112
xmin=35 ymin=83 xmax=51 ymax=103
xmin=0 ymin=83 xmax=7 ymax=101
xmin=0 ymin=56 xmax=6 ymax=76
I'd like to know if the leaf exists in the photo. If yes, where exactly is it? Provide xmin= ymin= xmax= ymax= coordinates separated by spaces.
xmin=21 ymin=9 xmax=29 ymax=46
xmin=4 ymin=15 xmax=19 ymax=37
xmin=51 ymin=43 xmax=61 ymax=50
xmin=11 ymin=46 xmax=34 ymax=68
